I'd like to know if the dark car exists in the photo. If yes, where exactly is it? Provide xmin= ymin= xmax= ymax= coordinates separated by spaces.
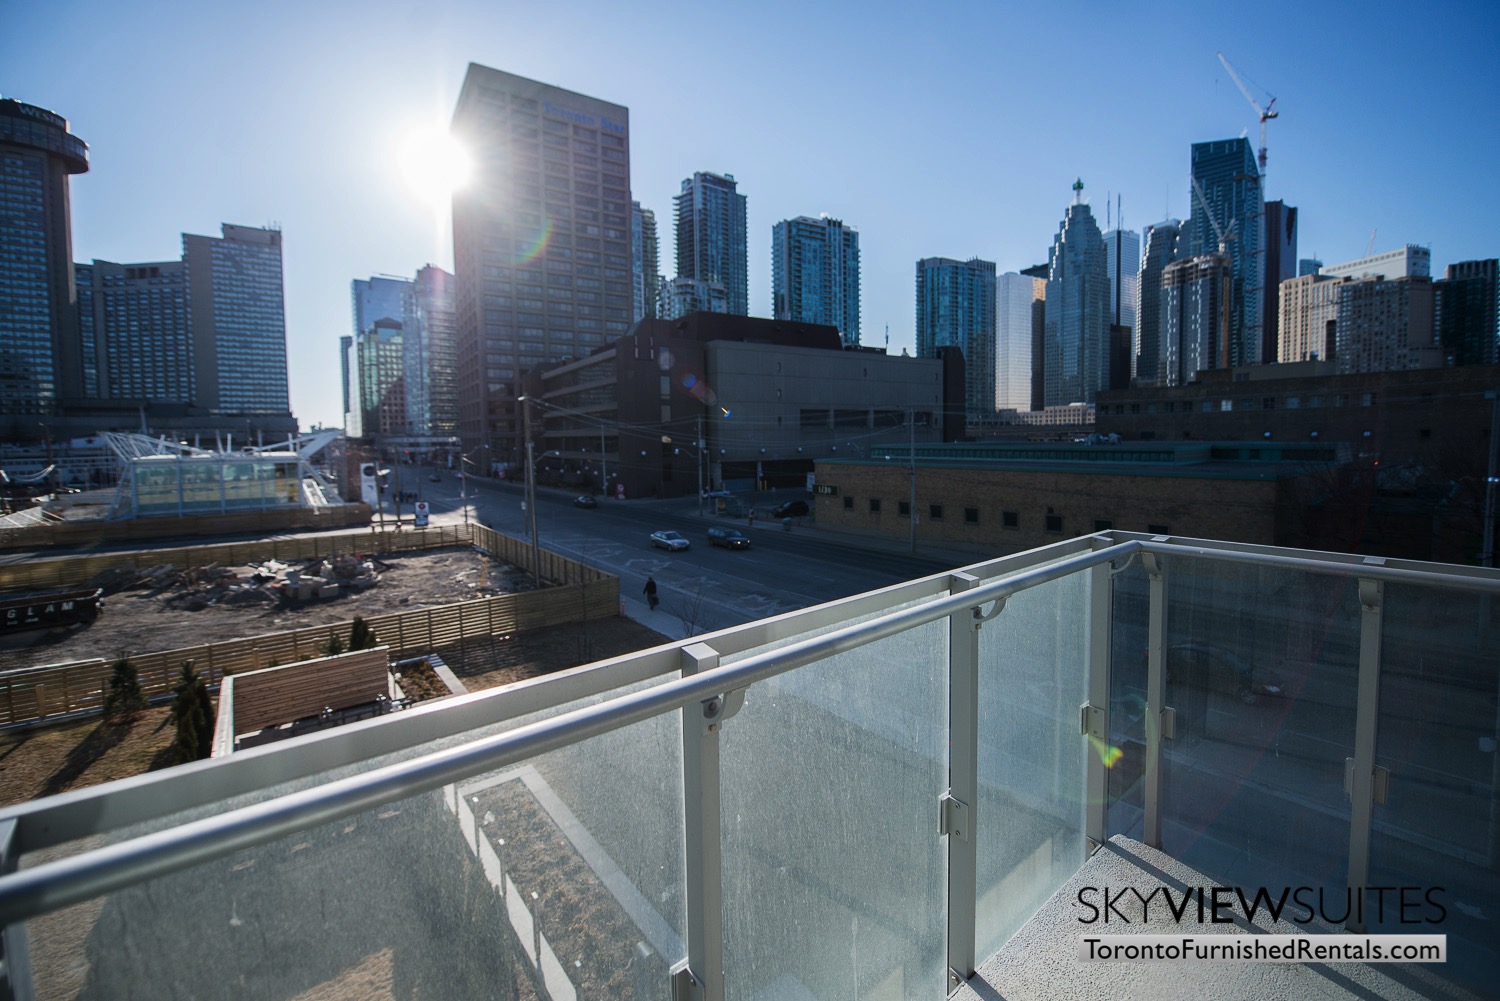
xmin=707 ymin=526 xmax=751 ymax=549
xmin=772 ymin=499 xmax=810 ymax=519
xmin=573 ymin=494 xmax=597 ymax=509
xmin=1165 ymin=642 xmax=1283 ymax=704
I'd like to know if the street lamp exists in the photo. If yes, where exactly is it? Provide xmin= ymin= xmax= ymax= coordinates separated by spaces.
xmin=460 ymin=454 xmax=475 ymax=526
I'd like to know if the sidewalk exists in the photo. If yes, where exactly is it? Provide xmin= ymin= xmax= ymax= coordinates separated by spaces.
xmin=618 ymin=594 xmax=691 ymax=641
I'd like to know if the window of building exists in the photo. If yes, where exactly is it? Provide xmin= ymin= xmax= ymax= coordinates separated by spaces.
xmin=1094 ymin=519 xmax=1113 ymax=532
xmin=1045 ymin=514 xmax=1063 ymax=534
xmin=1286 ymin=396 xmax=1300 ymax=409
xmin=1263 ymin=397 xmax=1276 ymax=410
xmin=843 ymin=496 xmax=853 ymax=511
xmin=869 ymin=498 xmax=881 ymax=514
xmin=1147 ymin=524 xmax=1170 ymax=535
xmin=1130 ymin=403 xmax=1141 ymax=414
xmin=1220 ymin=400 xmax=1233 ymax=412
xmin=1165 ymin=401 xmax=1175 ymax=413
xmin=1361 ymin=392 xmax=1375 ymax=407
xmin=964 ymin=507 xmax=979 ymax=525
xmin=898 ymin=500 xmax=910 ymax=517
xmin=1002 ymin=510 xmax=1019 ymax=529
xmin=1202 ymin=400 xmax=1214 ymax=413
xmin=929 ymin=504 xmax=943 ymax=521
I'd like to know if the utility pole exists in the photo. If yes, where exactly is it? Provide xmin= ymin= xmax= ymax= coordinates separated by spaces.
xmin=696 ymin=413 xmax=705 ymax=517
xmin=523 ymin=397 xmax=541 ymax=587
xmin=1485 ymin=390 xmax=1499 ymax=567
xmin=460 ymin=453 xmax=470 ymax=527
xmin=908 ymin=409 xmax=917 ymax=554
xmin=599 ymin=423 xmax=608 ymax=496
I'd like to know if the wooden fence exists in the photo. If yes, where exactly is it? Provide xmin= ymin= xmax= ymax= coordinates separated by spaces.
xmin=0 ymin=524 xmax=618 ymax=727
xmin=0 ymin=504 xmax=372 ymax=552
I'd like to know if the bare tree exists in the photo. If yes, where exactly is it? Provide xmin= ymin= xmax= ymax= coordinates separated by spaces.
xmin=664 ymin=580 xmax=711 ymax=638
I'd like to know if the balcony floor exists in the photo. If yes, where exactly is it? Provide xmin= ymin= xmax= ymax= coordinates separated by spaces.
xmin=956 ymin=836 xmax=1472 ymax=1001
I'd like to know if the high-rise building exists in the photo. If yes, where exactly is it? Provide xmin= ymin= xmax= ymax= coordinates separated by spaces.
xmin=1135 ymin=220 xmax=1181 ymax=385
xmin=1020 ymin=263 xmax=1049 ymax=410
xmin=1278 ymin=273 xmax=1345 ymax=363
xmin=660 ymin=277 xmax=729 ymax=319
xmin=355 ymin=317 xmax=406 ymax=437
xmin=451 ymin=64 xmax=632 ymax=462
xmin=73 ymin=263 xmax=98 ymax=399
xmin=79 ymin=259 xmax=192 ymax=403
xmin=631 ymin=202 xmax=659 ymax=323
xmin=675 ymin=171 xmax=747 ymax=317
xmin=1320 ymin=245 xmax=1431 ymax=281
xmin=1101 ymin=227 xmax=1140 ymax=335
xmin=1334 ymin=276 xmax=1439 ymax=375
xmin=996 ymin=272 xmax=1044 ymax=412
xmin=0 ymin=98 xmax=88 ymax=429
xmin=1298 ymin=259 xmax=1323 ymax=277
xmin=1436 ymin=259 xmax=1499 ymax=366
xmin=1262 ymin=201 xmax=1298 ymax=364
xmin=339 ymin=334 xmax=354 ymax=421
xmin=405 ymin=265 xmax=458 ymax=437
xmin=1043 ymin=184 xmax=1109 ymax=406
xmin=181 ymin=224 xmax=290 ymax=417
xmin=1160 ymin=254 xmax=1230 ymax=385
xmin=772 ymin=215 xmax=861 ymax=346
xmin=1188 ymin=138 xmax=1263 ymax=369
xmin=352 ymin=276 xmax=413 ymax=344
xmin=916 ymin=256 xmax=996 ymax=423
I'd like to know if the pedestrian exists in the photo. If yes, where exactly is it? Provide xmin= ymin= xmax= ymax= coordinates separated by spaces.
xmin=747 ymin=508 xmax=755 ymax=528
xmin=644 ymin=576 xmax=659 ymax=610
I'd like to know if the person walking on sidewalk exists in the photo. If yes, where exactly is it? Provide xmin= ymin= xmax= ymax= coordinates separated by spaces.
xmin=644 ymin=576 xmax=659 ymax=610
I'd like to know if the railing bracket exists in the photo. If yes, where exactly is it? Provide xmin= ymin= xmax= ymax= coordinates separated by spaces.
xmin=1079 ymin=702 xmax=1106 ymax=740
xmin=972 ymin=597 xmax=1007 ymax=623
xmin=939 ymin=791 xmax=970 ymax=842
xmin=670 ymin=960 xmax=703 ymax=1001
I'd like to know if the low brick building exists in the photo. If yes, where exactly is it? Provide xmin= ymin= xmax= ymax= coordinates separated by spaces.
xmin=810 ymin=441 xmax=1342 ymax=554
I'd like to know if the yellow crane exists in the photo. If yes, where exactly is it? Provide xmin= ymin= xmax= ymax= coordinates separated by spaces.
xmin=1217 ymin=52 xmax=1278 ymax=193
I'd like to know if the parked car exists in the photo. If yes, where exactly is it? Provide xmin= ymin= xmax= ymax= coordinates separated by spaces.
xmin=650 ymin=530 xmax=690 ymax=551
xmin=772 ymin=499 xmax=810 ymax=519
xmin=573 ymin=494 xmax=597 ymax=508
xmin=1165 ymin=642 xmax=1284 ymax=704
xmin=707 ymin=526 xmax=751 ymax=549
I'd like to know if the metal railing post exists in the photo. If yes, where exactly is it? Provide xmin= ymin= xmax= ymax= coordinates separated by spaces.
xmin=1142 ymin=552 xmax=1168 ymax=848
xmin=1345 ymin=578 xmax=1385 ymax=933
xmin=675 ymin=643 xmax=731 ymax=1001
xmin=944 ymin=572 xmax=981 ymax=989
xmin=0 ymin=819 xmax=33 ymax=1001
xmin=1084 ymin=555 xmax=1115 ymax=852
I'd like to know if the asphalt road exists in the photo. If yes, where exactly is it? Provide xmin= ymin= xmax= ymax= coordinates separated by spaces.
xmin=420 ymin=473 xmax=963 ymax=635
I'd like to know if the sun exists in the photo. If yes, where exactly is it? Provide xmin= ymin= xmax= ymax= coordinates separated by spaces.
xmin=397 ymin=125 xmax=472 ymax=203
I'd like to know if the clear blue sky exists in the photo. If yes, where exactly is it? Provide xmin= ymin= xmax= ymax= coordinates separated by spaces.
xmin=7 ymin=0 xmax=1499 ymax=430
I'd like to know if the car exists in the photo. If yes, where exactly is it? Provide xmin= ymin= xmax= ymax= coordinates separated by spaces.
xmin=707 ymin=526 xmax=751 ymax=549
xmin=573 ymin=494 xmax=598 ymax=508
xmin=428 ymin=473 xmax=441 ymax=482
xmin=1164 ymin=642 xmax=1284 ymax=704
xmin=772 ymin=499 xmax=810 ymax=519
xmin=650 ymin=530 xmax=690 ymax=551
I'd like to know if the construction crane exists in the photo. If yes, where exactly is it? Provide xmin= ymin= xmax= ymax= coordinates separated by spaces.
xmin=1217 ymin=52 xmax=1278 ymax=192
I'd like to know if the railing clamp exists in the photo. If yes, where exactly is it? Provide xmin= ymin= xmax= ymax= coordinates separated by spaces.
xmin=670 ymin=960 xmax=703 ymax=1001
xmin=1141 ymin=551 xmax=1163 ymax=578
xmin=972 ymin=596 xmax=1007 ymax=623
xmin=1079 ymin=702 xmax=1106 ymax=740
xmin=939 ymin=791 xmax=970 ymax=842
xmin=700 ymin=687 xmax=746 ymax=733
xmin=1359 ymin=578 xmax=1382 ymax=612
xmin=1344 ymin=758 xmax=1391 ymax=805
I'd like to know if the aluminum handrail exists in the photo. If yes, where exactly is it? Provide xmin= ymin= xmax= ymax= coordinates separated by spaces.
xmin=1145 ymin=540 xmax=1500 ymax=593
xmin=0 ymin=540 xmax=1141 ymax=927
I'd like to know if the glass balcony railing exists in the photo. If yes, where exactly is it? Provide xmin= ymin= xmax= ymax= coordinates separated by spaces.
xmin=0 ymin=532 xmax=1495 ymax=1000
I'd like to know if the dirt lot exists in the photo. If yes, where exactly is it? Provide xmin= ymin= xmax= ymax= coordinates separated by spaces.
xmin=0 ymin=546 xmax=541 ymax=671
xmin=0 ymin=545 xmax=670 ymax=808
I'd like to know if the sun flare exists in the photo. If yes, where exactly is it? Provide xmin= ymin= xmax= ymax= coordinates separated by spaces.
xmin=398 ymin=126 xmax=472 ymax=203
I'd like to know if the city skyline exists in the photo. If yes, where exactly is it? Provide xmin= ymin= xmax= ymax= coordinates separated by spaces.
xmin=6 ymin=1 xmax=1498 ymax=430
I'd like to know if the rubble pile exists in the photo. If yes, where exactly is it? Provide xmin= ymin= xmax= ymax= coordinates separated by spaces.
xmin=82 ymin=553 xmax=388 ymax=613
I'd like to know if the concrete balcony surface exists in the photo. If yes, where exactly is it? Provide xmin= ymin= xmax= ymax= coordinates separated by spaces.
xmin=957 ymin=836 xmax=1473 ymax=1001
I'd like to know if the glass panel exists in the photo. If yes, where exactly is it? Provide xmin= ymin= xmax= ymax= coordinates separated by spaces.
xmin=1107 ymin=561 xmax=1151 ymax=840
xmin=1368 ymin=583 xmax=1499 ymax=994
xmin=720 ymin=619 xmax=947 ymax=1000
xmin=26 ymin=712 xmax=682 ymax=1000
xmin=23 ymin=674 xmax=686 ymax=999
xmin=974 ymin=571 xmax=1090 ymax=959
xmin=1161 ymin=562 xmax=1358 ymax=897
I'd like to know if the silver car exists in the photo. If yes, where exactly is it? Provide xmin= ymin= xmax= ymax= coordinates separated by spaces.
xmin=650 ymin=530 xmax=690 ymax=551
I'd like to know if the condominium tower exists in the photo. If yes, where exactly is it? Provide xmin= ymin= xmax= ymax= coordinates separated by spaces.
xmin=675 ymin=171 xmax=747 ymax=317
xmin=996 ymin=272 xmax=1045 ymax=412
xmin=916 ymin=256 xmax=995 ymax=423
xmin=772 ymin=215 xmax=861 ymax=346
xmin=631 ymin=202 xmax=660 ymax=323
xmin=451 ymin=64 xmax=632 ymax=461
